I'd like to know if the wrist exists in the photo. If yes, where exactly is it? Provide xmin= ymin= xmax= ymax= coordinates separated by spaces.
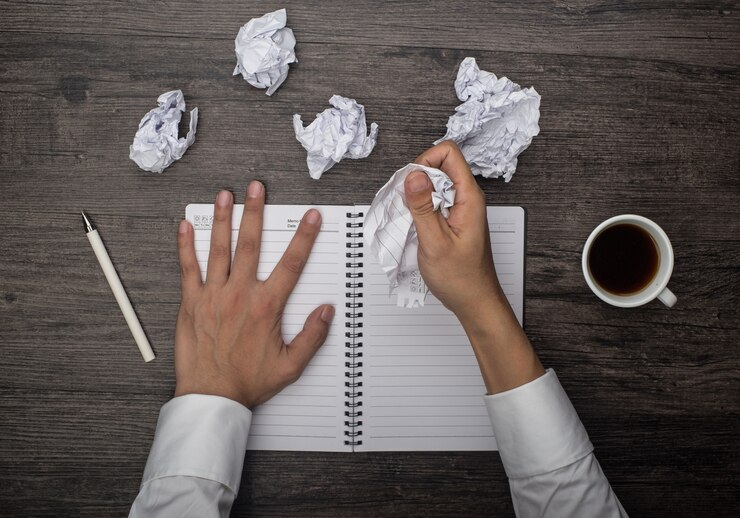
xmin=454 ymin=294 xmax=544 ymax=394
xmin=455 ymin=289 xmax=525 ymax=358
xmin=453 ymin=284 xmax=509 ymax=332
xmin=175 ymin=382 xmax=252 ymax=410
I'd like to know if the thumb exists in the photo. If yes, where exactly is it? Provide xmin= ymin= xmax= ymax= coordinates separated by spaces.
xmin=404 ymin=171 xmax=448 ymax=246
xmin=285 ymin=305 xmax=334 ymax=380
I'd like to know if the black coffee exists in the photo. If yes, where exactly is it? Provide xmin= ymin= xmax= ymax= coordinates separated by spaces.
xmin=588 ymin=223 xmax=659 ymax=295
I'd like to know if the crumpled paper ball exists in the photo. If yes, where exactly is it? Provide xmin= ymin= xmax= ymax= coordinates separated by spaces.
xmin=293 ymin=95 xmax=379 ymax=179
xmin=233 ymin=8 xmax=297 ymax=96
xmin=129 ymin=89 xmax=198 ymax=174
xmin=435 ymin=57 xmax=540 ymax=181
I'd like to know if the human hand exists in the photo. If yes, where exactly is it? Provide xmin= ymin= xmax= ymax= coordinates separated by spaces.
xmin=406 ymin=141 xmax=543 ymax=393
xmin=173 ymin=182 xmax=335 ymax=409
xmin=403 ymin=141 xmax=504 ymax=322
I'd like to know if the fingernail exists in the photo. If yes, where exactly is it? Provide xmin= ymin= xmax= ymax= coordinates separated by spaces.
xmin=407 ymin=172 xmax=431 ymax=193
xmin=178 ymin=220 xmax=189 ymax=234
xmin=217 ymin=190 xmax=232 ymax=206
xmin=247 ymin=181 xmax=263 ymax=198
xmin=305 ymin=209 xmax=321 ymax=225
xmin=320 ymin=305 xmax=335 ymax=323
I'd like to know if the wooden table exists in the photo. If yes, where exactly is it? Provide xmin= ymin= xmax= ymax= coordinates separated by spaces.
xmin=1 ymin=1 xmax=738 ymax=516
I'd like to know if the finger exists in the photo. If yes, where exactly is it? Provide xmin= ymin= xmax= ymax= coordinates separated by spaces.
xmin=267 ymin=209 xmax=321 ymax=303
xmin=283 ymin=305 xmax=334 ymax=381
xmin=415 ymin=140 xmax=477 ymax=192
xmin=206 ymin=190 xmax=233 ymax=286
xmin=231 ymin=181 xmax=264 ymax=283
xmin=415 ymin=140 xmax=485 ymax=227
xmin=404 ymin=171 xmax=450 ymax=249
xmin=177 ymin=220 xmax=202 ymax=300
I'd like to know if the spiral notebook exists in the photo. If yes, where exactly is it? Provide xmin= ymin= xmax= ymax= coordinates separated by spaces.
xmin=186 ymin=203 xmax=525 ymax=452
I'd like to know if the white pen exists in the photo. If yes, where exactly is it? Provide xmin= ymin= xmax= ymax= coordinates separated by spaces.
xmin=81 ymin=211 xmax=155 ymax=362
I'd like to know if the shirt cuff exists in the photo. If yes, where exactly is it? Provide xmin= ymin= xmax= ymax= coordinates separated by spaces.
xmin=142 ymin=394 xmax=252 ymax=494
xmin=484 ymin=369 xmax=593 ymax=479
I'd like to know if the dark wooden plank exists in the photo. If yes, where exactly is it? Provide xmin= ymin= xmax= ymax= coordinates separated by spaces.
xmin=0 ymin=0 xmax=738 ymax=516
xmin=0 ymin=1 xmax=738 ymax=67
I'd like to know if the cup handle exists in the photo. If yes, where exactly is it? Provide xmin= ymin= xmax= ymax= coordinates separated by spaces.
xmin=657 ymin=287 xmax=677 ymax=308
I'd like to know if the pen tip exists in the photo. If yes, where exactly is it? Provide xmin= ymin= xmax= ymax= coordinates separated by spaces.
xmin=81 ymin=211 xmax=94 ymax=232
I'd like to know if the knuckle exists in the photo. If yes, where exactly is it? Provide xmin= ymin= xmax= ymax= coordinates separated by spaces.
xmin=412 ymin=202 xmax=435 ymax=218
xmin=281 ymin=254 xmax=305 ymax=275
xmin=298 ymin=221 xmax=319 ymax=240
xmin=283 ymin=362 xmax=302 ymax=384
xmin=214 ymin=206 xmax=230 ymax=222
xmin=179 ymin=260 xmax=196 ymax=278
xmin=252 ymin=292 xmax=280 ymax=318
xmin=440 ymin=140 xmax=458 ymax=152
xmin=244 ymin=198 xmax=261 ymax=211
xmin=243 ymin=203 xmax=262 ymax=218
xmin=209 ymin=244 xmax=231 ymax=259
xmin=236 ymin=237 xmax=258 ymax=256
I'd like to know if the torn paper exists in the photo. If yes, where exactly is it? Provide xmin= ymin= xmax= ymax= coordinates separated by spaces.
xmin=129 ymin=90 xmax=198 ymax=174
xmin=364 ymin=164 xmax=456 ymax=308
xmin=434 ymin=57 xmax=540 ymax=182
xmin=233 ymin=8 xmax=296 ymax=96
xmin=293 ymin=95 xmax=379 ymax=179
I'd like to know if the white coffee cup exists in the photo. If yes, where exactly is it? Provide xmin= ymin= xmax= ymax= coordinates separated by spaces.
xmin=582 ymin=215 xmax=677 ymax=308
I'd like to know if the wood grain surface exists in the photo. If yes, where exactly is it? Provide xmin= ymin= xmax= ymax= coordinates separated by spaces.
xmin=0 ymin=1 xmax=738 ymax=516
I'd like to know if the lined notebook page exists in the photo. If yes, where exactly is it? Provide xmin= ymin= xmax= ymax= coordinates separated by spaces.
xmin=358 ymin=206 xmax=525 ymax=452
xmin=186 ymin=204 xmax=348 ymax=452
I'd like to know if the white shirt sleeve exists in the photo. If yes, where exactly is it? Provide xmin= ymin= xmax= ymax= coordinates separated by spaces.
xmin=129 ymin=394 xmax=252 ymax=518
xmin=132 ymin=370 xmax=626 ymax=517
xmin=484 ymin=369 xmax=628 ymax=518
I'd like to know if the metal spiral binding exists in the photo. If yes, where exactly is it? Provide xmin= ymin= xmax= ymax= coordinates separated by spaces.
xmin=344 ymin=212 xmax=364 ymax=448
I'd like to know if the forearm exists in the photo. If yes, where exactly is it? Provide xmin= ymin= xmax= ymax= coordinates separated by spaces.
xmin=457 ymin=291 xmax=544 ymax=394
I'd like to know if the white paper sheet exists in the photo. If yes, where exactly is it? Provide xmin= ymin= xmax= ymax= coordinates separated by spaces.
xmin=363 ymin=164 xmax=456 ymax=308
xmin=233 ymin=8 xmax=296 ymax=96
xmin=293 ymin=95 xmax=379 ymax=179
xmin=129 ymin=90 xmax=198 ymax=174
xmin=435 ymin=57 xmax=540 ymax=182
